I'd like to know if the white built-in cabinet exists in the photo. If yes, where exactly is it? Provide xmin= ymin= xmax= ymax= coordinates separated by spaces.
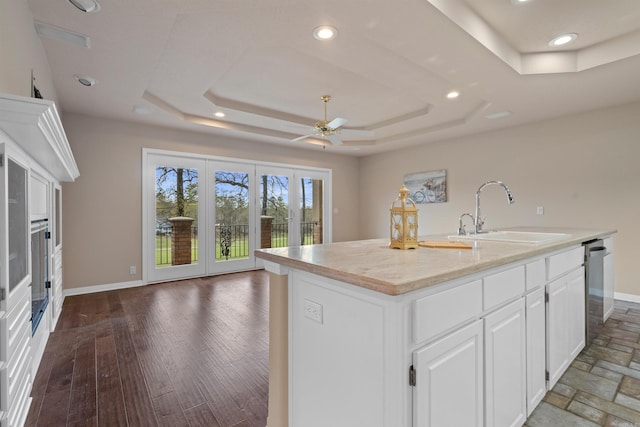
xmin=484 ymin=298 xmax=527 ymax=427
xmin=0 ymin=147 xmax=33 ymax=427
xmin=0 ymin=93 xmax=78 ymax=427
xmin=546 ymin=246 xmax=586 ymax=389
xmin=525 ymin=286 xmax=546 ymax=415
xmin=283 ymin=241 xmax=601 ymax=427
xmin=413 ymin=320 xmax=484 ymax=427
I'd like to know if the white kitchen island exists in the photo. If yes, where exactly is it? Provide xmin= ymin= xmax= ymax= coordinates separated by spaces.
xmin=255 ymin=227 xmax=616 ymax=427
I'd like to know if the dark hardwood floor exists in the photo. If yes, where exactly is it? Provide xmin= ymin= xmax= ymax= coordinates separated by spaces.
xmin=25 ymin=271 xmax=269 ymax=427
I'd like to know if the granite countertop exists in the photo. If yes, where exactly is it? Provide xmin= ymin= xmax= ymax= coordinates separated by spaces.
xmin=254 ymin=227 xmax=616 ymax=296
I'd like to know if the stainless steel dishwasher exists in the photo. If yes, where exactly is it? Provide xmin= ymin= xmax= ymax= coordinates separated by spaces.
xmin=583 ymin=239 xmax=606 ymax=346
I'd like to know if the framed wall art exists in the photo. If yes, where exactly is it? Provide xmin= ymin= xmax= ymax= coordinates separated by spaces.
xmin=404 ymin=169 xmax=447 ymax=204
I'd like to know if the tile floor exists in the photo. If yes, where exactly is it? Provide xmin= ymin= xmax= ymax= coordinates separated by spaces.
xmin=526 ymin=300 xmax=640 ymax=427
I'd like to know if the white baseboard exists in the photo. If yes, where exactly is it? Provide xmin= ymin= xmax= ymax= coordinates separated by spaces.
xmin=64 ymin=279 xmax=145 ymax=297
xmin=614 ymin=292 xmax=640 ymax=304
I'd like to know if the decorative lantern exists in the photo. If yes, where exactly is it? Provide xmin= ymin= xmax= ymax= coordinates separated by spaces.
xmin=390 ymin=185 xmax=419 ymax=249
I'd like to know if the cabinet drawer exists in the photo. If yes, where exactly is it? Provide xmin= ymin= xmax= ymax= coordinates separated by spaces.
xmin=525 ymin=259 xmax=545 ymax=292
xmin=484 ymin=266 xmax=525 ymax=310
xmin=547 ymin=246 xmax=584 ymax=280
xmin=414 ymin=280 xmax=482 ymax=344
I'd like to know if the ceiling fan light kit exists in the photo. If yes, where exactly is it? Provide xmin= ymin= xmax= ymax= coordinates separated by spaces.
xmin=292 ymin=95 xmax=349 ymax=145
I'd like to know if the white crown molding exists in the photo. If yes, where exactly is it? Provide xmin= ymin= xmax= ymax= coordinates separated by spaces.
xmin=0 ymin=93 xmax=80 ymax=181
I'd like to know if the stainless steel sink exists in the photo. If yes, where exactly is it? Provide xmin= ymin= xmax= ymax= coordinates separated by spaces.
xmin=449 ymin=230 xmax=569 ymax=244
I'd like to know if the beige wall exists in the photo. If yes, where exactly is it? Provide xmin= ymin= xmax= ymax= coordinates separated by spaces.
xmin=0 ymin=0 xmax=57 ymax=101
xmin=359 ymin=101 xmax=640 ymax=297
xmin=61 ymin=113 xmax=360 ymax=289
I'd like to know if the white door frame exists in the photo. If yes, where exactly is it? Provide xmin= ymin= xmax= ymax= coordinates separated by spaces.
xmin=143 ymin=151 xmax=207 ymax=283
xmin=142 ymin=148 xmax=332 ymax=284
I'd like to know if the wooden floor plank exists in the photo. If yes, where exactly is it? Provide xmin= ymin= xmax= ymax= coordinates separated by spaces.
xmin=111 ymin=316 xmax=159 ymax=427
xmin=183 ymin=403 xmax=222 ymax=427
xmin=67 ymin=328 xmax=97 ymax=425
xmin=95 ymin=332 xmax=128 ymax=427
xmin=152 ymin=392 xmax=190 ymax=427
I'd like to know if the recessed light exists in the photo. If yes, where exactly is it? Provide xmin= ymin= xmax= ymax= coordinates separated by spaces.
xmin=214 ymin=111 xmax=225 ymax=118
xmin=73 ymin=74 xmax=96 ymax=87
xmin=446 ymin=90 xmax=460 ymax=99
xmin=68 ymin=0 xmax=101 ymax=13
xmin=313 ymin=26 xmax=338 ymax=41
xmin=511 ymin=0 xmax=531 ymax=4
xmin=549 ymin=33 xmax=578 ymax=47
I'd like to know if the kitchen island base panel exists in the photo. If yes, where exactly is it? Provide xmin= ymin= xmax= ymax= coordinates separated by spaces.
xmin=258 ymin=229 xmax=615 ymax=426
xmin=267 ymin=271 xmax=288 ymax=427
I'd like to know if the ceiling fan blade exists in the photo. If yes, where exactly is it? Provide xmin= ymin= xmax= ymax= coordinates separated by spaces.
xmin=291 ymin=133 xmax=315 ymax=142
xmin=327 ymin=117 xmax=347 ymax=129
xmin=327 ymin=133 xmax=343 ymax=145
xmin=340 ymin=128 xmax=375 ymax=138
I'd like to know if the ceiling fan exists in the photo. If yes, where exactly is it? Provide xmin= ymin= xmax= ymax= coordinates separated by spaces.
xmin=291 ymin=95 xmax=372 ymax=146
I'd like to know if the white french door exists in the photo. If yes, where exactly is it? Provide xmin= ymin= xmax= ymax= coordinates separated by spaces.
xmin=208 ymin=161 xmax=256 ymax=274
xmin=296 ymin=170 xmax=328 ymax=247
xmin=143 ymin=149 xmax=331 ymax=283
xmin=255 ymin=167 xmax=330 ymax=268
xmin=144 ymin=152 xmax=206 ymax=283
xmin=256 ymin=166 xmax=294 ymax=257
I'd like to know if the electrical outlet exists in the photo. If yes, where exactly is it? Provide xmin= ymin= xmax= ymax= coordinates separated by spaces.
xmin=303 ymin=299 xmax=323 ymax=324
xmin=129 ymin=265 xmax=136 ymax=275
xmin=536 ymin=206 xmax=544 ymax=216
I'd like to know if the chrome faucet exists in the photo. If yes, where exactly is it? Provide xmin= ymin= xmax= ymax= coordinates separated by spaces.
xmin=457 ymin=213 xmax=475 ymax=236
xmin=474 ymin=180 xmax=514 ymax=234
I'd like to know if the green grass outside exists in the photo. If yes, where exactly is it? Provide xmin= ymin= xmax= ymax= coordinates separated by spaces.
xmin=155 ymin=235 xmax=315 ymax=267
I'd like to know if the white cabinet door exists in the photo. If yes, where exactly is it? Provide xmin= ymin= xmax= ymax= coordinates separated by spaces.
xmin=568 ymin=267 xmax=586 ymax=359
xmin=485 ymin=299 xmax=527 ymax=427
xmin=547 ymin=267 xmax=585 ymax=389
xmin=526 ymin=288 xmax=546 ymax=416
xmin=547 ymin=275 xmax=569 ymax=388
xmin=0 ymin=148 xmax=33 ymax=427
xmin=603 ymin=253 xmax=614 ymax=321
xmin=413 ymin=320 xmax=483 ymax=427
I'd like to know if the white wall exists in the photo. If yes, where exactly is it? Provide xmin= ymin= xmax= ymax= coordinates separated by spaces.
xmin=359 ymin=101 xmax=640 ymax=297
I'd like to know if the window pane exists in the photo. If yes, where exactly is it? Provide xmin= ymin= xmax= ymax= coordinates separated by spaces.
xmin=300 ymin=178 xmax=323 ymax=245
xmin=259 ymin=174 xmax=289 ymax=249
xmin=215 ymin=171 xmax=249 ymax=261
xmin=155 ymin=166 xmax=199 ymax=267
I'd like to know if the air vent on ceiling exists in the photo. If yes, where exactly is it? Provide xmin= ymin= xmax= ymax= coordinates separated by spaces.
xmin=34 ymin=22 xmax=91 ymax=48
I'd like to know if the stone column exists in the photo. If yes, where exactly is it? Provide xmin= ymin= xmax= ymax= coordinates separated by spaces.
xmin=313 ymin=219 xmax=323 ymax=244
xmin=169 ymin=216 xmax=194 ymax=265
xmin=261 ymin=216 xmax=273 ymax=249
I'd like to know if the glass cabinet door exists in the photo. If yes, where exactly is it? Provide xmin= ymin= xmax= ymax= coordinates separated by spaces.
xmin=8 ymin=157 xmax=29 ymax=293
